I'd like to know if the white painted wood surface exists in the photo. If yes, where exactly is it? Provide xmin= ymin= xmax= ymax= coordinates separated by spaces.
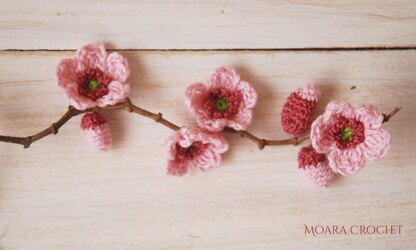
xmin=1 ymin=0 xmax=416 ymax=249
xmin=0 ymin=1 xmax=415 ymax=49
xmin=0 ymin=50 xmax=415 ymax=249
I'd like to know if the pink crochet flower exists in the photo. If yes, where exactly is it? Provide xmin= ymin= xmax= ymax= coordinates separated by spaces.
xmin=311 ymin=101 xmax=391 ymax=176
xmin=164 ymin=127 xmax=229 ymax=176
xmin=56 ymin=43 xmax=130 ymax=110
xmin=185 ymin=67 xmax=257 ymax=132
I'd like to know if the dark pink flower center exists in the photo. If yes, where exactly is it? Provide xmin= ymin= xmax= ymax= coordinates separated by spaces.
xmin=328 ymin=116 xmax=365 ymax=149
xmin=203 ymin=88 xmax=243 ymax=119
xmin=77 ymin=68 xmax=112 ymax=100
xmin=175 ymin=141 xmax=206 ymax=161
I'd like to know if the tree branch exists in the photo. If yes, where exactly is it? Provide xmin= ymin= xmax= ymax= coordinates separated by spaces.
xmin=383 ymin=106 xmax=402 ymax=123
xmin=223 ymin=128 xmax=310 ymax=150
xmin=0 ymin=99 xmax=401 ymax=149
xmin=0 ymin=99 xmax=179 ymax=148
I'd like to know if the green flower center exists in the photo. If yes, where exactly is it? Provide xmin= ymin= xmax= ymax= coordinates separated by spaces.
xmin=215 ymin=98 xmax=228 ymax=111
xmin=341 ymin=127 xmax=353 ymax=141
xmin=88 ymin=79 xmax=100 ymax=90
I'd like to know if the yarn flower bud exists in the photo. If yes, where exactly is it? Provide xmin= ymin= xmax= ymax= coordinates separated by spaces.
xmin=298 ymin=146 xmax=334 ymax=188
xmin=185 ymin=66 xmax=257 ymax=132
xmin=163 ymin=126 xmax=229 ymax=176
xmin=80 ymin=112 xmax=112 ymax=152
xmin=281 ymin=84 xmax=320 ymax=136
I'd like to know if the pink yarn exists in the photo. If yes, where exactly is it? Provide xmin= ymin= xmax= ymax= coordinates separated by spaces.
xmin=81 ymin=112 xmax=112 ymax=152
xmin=56 ymin=43 xmax=130 ymax=110
xmin=302 ymin=163 xmax=334 ymax=188
xmin=298 ymin=146 xmax=334 ymax=188
xmin=185 ymin=66 xmax=257 ymax=132
xmin=163 ymin=126 xmax=229 ymax=176
xmin=281 ymin=84 xmax=320 ymax=135
xmin=311 ymin=101 xmax=391 ymax=176
xmin=296 ymin=83 xmax=320 ymax=102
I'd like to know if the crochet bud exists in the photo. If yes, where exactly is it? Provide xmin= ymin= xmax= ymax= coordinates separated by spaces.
xmin=281 ymin=84 xmax=320 ymax=136
xmin=298 ymin=146 xmax=334 ymax=188
xmin=80 ymin=112 xmax=112 ymax=152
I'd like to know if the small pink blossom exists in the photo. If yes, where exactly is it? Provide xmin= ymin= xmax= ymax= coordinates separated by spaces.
xmin=311 ymin=101 xmax=391 ymax=176
xmin=185 ymin=67 xmax=257 ymax=132
xmin=164 ymin=127 xmax=229 ymax=176
xmin=56 ymin=43 xmax=130 ymax=110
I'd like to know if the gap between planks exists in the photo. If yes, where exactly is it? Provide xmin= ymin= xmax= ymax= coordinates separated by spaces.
xmin=2 ymin=46 xmax=416 ymax=53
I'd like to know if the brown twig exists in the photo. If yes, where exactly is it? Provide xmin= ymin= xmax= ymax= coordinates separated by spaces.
xmin=223 ymin=128 xmax=310 ymax=150
xmin=0 ymin=99 xmax=401 ymax=149
xmin=383 ymin=107 xmax=402 ymax=123
xmin=0 ymin=99 xmax=179 ymax=148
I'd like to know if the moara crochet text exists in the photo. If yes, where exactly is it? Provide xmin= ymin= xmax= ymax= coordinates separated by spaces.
xmin=0 ymin=43 xmax=400 ymax=188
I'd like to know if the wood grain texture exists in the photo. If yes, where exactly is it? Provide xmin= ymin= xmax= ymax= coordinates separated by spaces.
xmin=0 ymin=50 xmax=415 ymax=249
xmin=0 ymin=0 xmax=415 ymax=50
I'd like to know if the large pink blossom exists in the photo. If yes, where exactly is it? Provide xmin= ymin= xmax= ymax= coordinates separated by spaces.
xmin=56 ymin=43 xmax=130 ymax=110
xmin=311 ymin=101 xmax=391 ymax=176
xmin=185 ymin=67 xmax=257 ymax=132
xmin=163 ymin=127 xmax=229 ymax=176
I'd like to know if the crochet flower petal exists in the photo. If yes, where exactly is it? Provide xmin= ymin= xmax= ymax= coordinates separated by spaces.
xmin=178 ymin=127 xmax=228 ymax=151
xmin=205 ymin=133 xmax=229 ymax=153
xmin=105 ymin=52 xmax=130 ymax=83
xmin=236 ymin=80 xmax=257 ymax=109
xmin=328 ymin=147 xmax=366 ymax=176
xmin=67 ymin=89 xmax=96 ymax=110
xmin=167 ymin=160 xmax=188 ymax=177
xmin=355 ymin=104 xmax=384 ymax=130
xmin=190 ymin=145 xmax=222 ymax=172
xmin=227 ymin=108 xmax=253 ymax=131
xmin=197 ymin=118 xmax=227 ymax=132
xmin=177 ymin=127 xmax=199 ymax=148
xmin=184 ymin=83 xmax=207 ymax=116
xmin=324 ymin=100 xmax=355 ymax=122
xmin=210 ymin=66 xmax=241 ymax=89
xmin=361 ymin=128 xmax=391 ymax=160
xmin=75 ymin=43 xmax=107 ymax=70
xmin=164 ymin=134 xmax=180 ymax=161
xmin=56 ymin=58 xmax=79 ymax=90
xmin=311 ymin=115 xmax=335 ymax=153
xmin=97 ymin=81 xmax=129 ymax=107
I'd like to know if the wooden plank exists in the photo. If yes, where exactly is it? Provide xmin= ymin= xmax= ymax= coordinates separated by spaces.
xmin=0 ymin=51 xmax=415 ymax=248
xmin=0 ymin=1 xmax=415 ymax=50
